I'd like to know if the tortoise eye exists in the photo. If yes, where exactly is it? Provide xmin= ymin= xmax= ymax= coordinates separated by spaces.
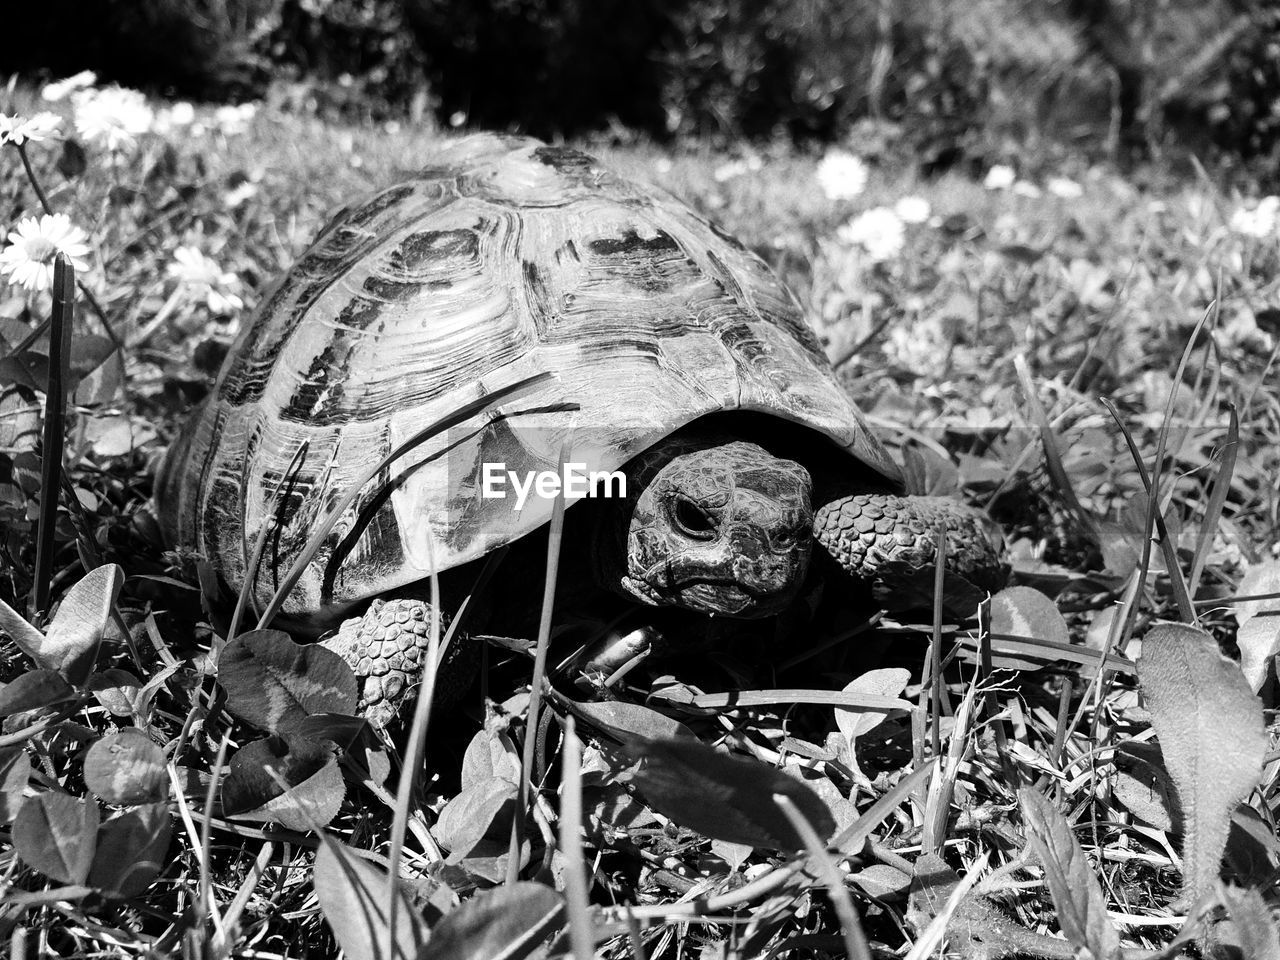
xmin=671 ymin=497 xmax=717 ymax=540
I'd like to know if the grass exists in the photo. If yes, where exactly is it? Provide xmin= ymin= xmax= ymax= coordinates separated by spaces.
xmin=1 ymin=84 xmax=1279 ymax=958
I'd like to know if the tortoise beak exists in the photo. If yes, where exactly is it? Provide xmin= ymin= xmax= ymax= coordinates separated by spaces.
xmin=658 ymin=524 xmax=811 ymax=618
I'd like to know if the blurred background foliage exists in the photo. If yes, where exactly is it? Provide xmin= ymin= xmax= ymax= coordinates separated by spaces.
xmin=7 ymin=0 xmax=1280 ymax=164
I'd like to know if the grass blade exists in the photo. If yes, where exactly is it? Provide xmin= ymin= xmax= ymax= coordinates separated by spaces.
xmin=507 ymin=432 xmax=572 ymax=884
xmin=560 ymin=717 xmax=595 ymax=960
xmin=387 ymin=529 xmax=442 ymax=935
xmin=1013 ymin=354 xmax=1098 ymax=543
xmin=229 ymin=440 xmax=310 ymax=641
xmin=1099 ymin=398 xmax=1194 ymax=622
xmin=776 ymin=793 xmax=872 ymax=960
xmin=31 ymin=255 xmax=73 ymax=623
xmin=1187 ymin=405 xmax=1237 ymax=599
xmin=929 ymin=516 xmax=947 ymax=761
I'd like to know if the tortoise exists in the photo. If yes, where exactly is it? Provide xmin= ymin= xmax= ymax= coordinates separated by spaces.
xmin=156 ymin=133 xmax=1006 ymax=726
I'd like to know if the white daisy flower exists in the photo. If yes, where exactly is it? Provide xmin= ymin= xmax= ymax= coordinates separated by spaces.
xmin=0 ymin=112 xmax=63 ymax=146
xmin=1047 ymin=176 xmax=1083 ymax=199
xmin=1229 ymin=196 xmax=1280 ymax=238
xmin=153 ymin=101 xmax=195 ymax=133
xmin=168 ymin=246 xmax=244 ymax=315
xmin=223 ymin=180 xmax=259 ymax=209
xmin=893 ymin=195 xmax=931 ymax=224
xmin=836 ymin=207 xmax=905 ymax=262
xmin=213 ymin=103 xmax=257 ymax=135
xmin=983 ymin=164 xmax=1016 ymax=190
xmin=816 ymin=150 xmax=868 ymax=200
xmin=714 ymin=159 xmax=749 ymax=182
xmin=0 ymin=214 xmax=91 ymax=293
xmin=41 ymin=70 xmax=97 ymax=102
xmin=73 ymin=86 xmax=154 ymax=150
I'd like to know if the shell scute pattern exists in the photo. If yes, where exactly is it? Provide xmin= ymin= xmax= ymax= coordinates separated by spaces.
xmin=159 ymin=134 xmax=899 ymax=623
xmin=218 ymin=183 xmax=430 ymax=409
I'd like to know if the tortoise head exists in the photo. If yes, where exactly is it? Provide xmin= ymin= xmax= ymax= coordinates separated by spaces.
xmin=596 ymin=437 xmax=814 ymax=618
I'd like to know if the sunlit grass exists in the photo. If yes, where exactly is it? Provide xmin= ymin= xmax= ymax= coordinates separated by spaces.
xmin=0 ymin=80 xmax=1277 ymax=958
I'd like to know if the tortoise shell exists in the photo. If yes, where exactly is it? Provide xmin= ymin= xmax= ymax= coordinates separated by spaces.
xmin=156 ymin=134 xmax=900 ymax=622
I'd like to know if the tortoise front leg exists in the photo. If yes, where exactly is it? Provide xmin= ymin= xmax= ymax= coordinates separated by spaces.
xmin=320 ymin=598 xmax=473 ymax=729
xmin=812 ymin=494 xmax=1008 ymax=617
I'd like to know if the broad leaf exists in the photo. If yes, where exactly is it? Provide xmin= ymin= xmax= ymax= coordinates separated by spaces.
xmin=1233 ymin=560 xmax=1280 ymax=692
xmin=89 ymin=802 xmax=171 ymax=899
xmin=1137 ymin=623 xmax=1267 ymax=905
xmin=0 ymin=669 xmax=77 ymax=716
xmin=623 ymin=736 xmax=834 ymax=850
xmin=459 ymin=725 xmax=522 ymax=791
xmin=234 ymin=757 xmax=343 ymax=832
xmin=572 ymin=699 xmax=697 ymax=744
xmin=219 ymin=630 xmax=357 ymax=733
xmin=709 ymin=839 xmax=752 ymax=871
xmin=1019 ymin=788 xmax=1121 ymax=959
xmin=905 ymin=851 xmax=1013 ymax=956
xmin=989 ymin=586 xmax=1070 ymax=646
xmin=292 ymin=712 xmax=371 ymax=750
xmin=221 ymin=735 xmax=343 ymax=831
xmin=314 ymin=839 xmax=431 ymax=960
xmin=88 ymin=669 xmax=143 ymax=718
xmin=419 ymin=882 xmax=564 ymax=960
xmin=849 ymin=864 xmax=912 ymax=899
xmin=1219 ymin=885 xmax=1280 ymax=960
xmin=1112 ymin=742 xmax=1178 ymax=831
xmin=13 ymin=790 xmax=100 ymax=884
xmin=42 ymin=564 xmax=123 ymax=684
xmin=435 ymin=777 xmax=518 ymax=860
xmin=0 ymin=598 xmax=50 ymax=666
xmin=0 ymin=747 xmax=31 ymax=824
xmin=834 ymin=667 xmax=910 ymax=745
xmin=84 ymin=729 xmax=167 ymax=805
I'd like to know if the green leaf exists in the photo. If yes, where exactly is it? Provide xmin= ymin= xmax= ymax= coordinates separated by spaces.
xmin=1219 ymin=885 xmax=1280 ymax=960
xmin=1112 ymin=742 xmax=1178 ymax=831
xmin=219 ymin=630 xmax=357 ymax=733
xmin=834 ymin=667 xmax=910 ymax=745
xmin=622 ymin=736 xmax=835 ymax=851
xmin=84 ymin=729 xmax=167 ymax=805
xmin=435 ymin=777 xmax=518 ymax=861
xmin=572 ymin=699 xmax=697 ymax=743
xmin=418 ymin=882 xmax=564 ymax=960
xmin=0 ymin=747 xmax=31 ymax=824
xmin=0 ymin=597 xmax=50 ymax=667
xmin=88 ymin=669 xmax=143 ymax=717
xmin=1137 ymin=623 xmax=1268 ymax=905
xmin=221 ymin=735 xmax=343 ymax=831
xmin=459 ymin=725 xmax=522 ymax=790
xmin=291 ymin=712 xmax=371 ymax=750
xmin=42 ymin=564 xmax=123 ymax=684
xmin=1232 ymin=559 xmax=1280 ymax=692
xmin=989 ymin=586 xmax=1069 ymax=646
xmin=89 ymin=802 xmax=171 ymax=899
xmin=1018 ymin=788 xmax=1121 ymax=959
xmin=313 ymin=839 xmax=431 ymax=960
xmin=849 ymin=864 xmax=912 ymax=899
xmin=0 ymin=669 xmax=77 ymax=717
xmin=13 ymin=790 xmax=100 ymax=884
